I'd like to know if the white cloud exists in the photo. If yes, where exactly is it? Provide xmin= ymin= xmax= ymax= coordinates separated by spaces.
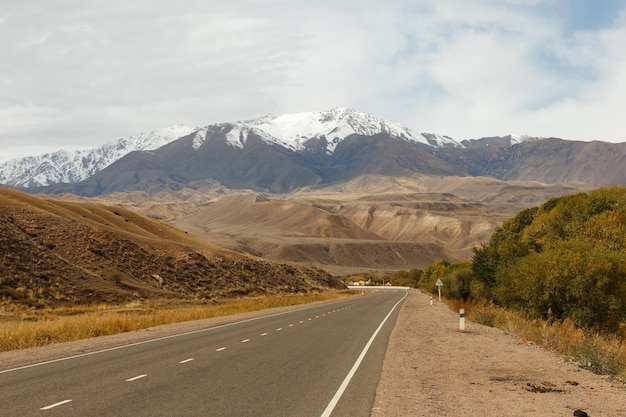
xmin=0 ymin=0 xmax=625 ymax=161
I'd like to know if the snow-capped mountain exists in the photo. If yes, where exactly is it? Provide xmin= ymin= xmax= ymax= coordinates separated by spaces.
xmin=8 ymin=107 xmax=622 ymax=197
xmin=192 ymin=107 xmax=460 ymax=154
xmin=0 ymin=125 xmax=195 ymax=188
xmin=40 ymin=109 xmax=469 ymax=196
xmin=1 ymin=108 xmax=462 ymax=189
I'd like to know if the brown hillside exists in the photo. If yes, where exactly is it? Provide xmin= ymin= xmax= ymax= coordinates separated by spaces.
xmin=257 ymin=241 xmax=461 ymax=275
xmin=168 ymin=192 xmax=461 ymax=274
xmin=175 ymin=194 xmax=384 ymax=240
xmin=290 ymin=175 xmax=586 ymax=257
xmin=440 ymin=137 xmax=626 ymax=186
xmin=0 ymin=188 xmax=342 ymax=309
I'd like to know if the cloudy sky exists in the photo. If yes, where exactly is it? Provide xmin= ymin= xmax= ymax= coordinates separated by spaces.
xmin=2 ymin=0 xmax=626 ymax=161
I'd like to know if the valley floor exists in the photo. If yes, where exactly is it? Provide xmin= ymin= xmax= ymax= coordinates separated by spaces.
xmin=372 ymin=289 xmax=626 ymax=417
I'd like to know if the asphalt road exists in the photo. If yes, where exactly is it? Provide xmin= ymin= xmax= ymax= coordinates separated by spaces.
xmin=1 ymin=289 xmax=407 ymax=417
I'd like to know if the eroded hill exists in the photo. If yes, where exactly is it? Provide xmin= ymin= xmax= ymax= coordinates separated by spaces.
xmin=71 ymin=174 xmax=588 ymax=275
xmin=40 ymin=175 xmax=585 ymax=275
xmin=0 ymin=188 xmax=342 ymax=308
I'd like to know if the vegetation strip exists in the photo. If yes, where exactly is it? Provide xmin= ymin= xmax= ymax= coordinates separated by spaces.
xmin=0 ymin=293 xmax=349 ymax=352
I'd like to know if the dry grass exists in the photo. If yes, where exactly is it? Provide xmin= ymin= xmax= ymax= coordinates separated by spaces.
xmin=0 ymin=292 xmax=352 ymax=352
xmin=448 ymin=300 xmax=626 ymax=382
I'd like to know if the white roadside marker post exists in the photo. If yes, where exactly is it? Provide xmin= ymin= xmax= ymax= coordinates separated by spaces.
xmin=460 ymin=308 xmax=466 ymax=331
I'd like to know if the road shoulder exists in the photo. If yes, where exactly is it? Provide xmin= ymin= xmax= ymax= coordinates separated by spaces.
xmin=371 ymin=289 xmax=626 ymax=417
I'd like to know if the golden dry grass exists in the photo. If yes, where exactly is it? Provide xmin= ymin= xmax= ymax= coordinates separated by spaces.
xmin=453 ymin=300 xmax=626 ymax=381
xmin=0 ymin=292 xmax=352 ymax=352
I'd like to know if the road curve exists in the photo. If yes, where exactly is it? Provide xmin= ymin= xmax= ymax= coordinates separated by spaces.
xmin=1 ymin=289 xmax=407 ymax=417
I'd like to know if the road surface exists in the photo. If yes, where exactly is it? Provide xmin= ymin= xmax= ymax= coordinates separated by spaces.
xmin=1 ymin=289 xmax=407 ymax=417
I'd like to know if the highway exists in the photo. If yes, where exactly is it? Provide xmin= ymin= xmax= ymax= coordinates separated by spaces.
xmin=0 ymin=289 xmax=407 ymax=417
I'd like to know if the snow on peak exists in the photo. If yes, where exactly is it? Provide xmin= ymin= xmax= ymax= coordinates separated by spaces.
xmin=97 ymin=125 xmax=195 ymax=166
xmin=0 ymin=125 xmax=195 ymax=188
xmin=192 ymin=127 xmax=208 ymax=150
xmin=207 ymin=108 xmax=460 ymax=153
xmin=0 ymin=109 xmax=464 ymax=188
xmin=511 ymin=134 xmax=532 ymax=145
xmin=509 ymin=134 xmax=542 ymax=145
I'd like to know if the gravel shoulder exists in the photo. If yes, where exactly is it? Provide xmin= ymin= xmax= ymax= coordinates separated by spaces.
xmin=372 ymin=289 xmax=626 ymax=417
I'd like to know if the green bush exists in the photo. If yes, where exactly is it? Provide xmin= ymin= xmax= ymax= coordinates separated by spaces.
xmin=468 ymin=186 xmax=626 ymax=334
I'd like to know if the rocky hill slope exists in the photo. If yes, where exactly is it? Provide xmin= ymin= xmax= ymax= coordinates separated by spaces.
xmin=438 ymin=135 xmax=626 ymax=186
xmin=0 ymin=188 xmax=342 ymax=308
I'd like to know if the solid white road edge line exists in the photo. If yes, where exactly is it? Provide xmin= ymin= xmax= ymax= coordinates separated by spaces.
xmin=40 ymin=399 xmax=72 ymax=410
xmin=319 ymin=290 xmax=408 ymax=417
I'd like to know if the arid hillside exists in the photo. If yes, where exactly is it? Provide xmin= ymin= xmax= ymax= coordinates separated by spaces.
xmin=70 ymin=174 xmax=588 ymax=275
xmin=0 ymin=188 xmax=342 ymax=308
xmin=440 ymin=136 xmax=626 ymax=186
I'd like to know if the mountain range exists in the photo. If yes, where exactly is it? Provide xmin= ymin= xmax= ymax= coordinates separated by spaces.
xmin=3 ymin=108 xmax=625 ymax=274
xmin=2 ymin=108 xmax=625 ymax=196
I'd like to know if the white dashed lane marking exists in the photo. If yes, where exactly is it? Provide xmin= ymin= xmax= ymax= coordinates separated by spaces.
xmin=30 ymin=300 xmax=361 ymax=415
xmin=202 ymin=303 xmax=354 ymax=357
xmin=40 ymin=400 xmax=72 ymax=410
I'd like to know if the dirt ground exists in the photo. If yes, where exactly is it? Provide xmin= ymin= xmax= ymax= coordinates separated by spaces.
xmin=372 ymin=289 xmax=626 ymax=417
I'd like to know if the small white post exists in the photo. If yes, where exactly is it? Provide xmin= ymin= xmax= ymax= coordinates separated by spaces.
xmin=430 ymin=296 xmax=433 ymax=305
xmin=459 ymin=308 xmax=466 ymax=331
